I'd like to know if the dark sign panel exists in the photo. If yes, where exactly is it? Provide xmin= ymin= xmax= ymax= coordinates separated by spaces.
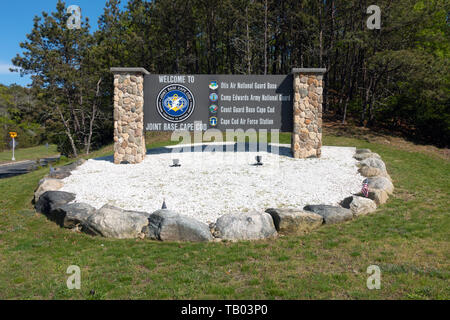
xmin=143 ymin=74 xmax=293 ymax=131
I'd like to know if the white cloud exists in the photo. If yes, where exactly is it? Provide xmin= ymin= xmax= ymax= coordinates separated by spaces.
xmin=0 ymin=63 xmax=15 ymax=74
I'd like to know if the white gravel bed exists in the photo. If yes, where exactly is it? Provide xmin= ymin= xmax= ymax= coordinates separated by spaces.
xmin=61 ymin=144 xmax=364 ymax=224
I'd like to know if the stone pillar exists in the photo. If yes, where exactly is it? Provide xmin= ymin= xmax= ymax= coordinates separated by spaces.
xmin=111 ymin=67 xmax=149 ymax=164
xmin=291 ymin=68 xmax=326 ymax=158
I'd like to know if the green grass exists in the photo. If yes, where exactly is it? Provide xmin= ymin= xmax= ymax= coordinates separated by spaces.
xmin=0 ymin=133 xmax=448 ymax=299
xmin=0 ymin=144 xmax=59 ymax=164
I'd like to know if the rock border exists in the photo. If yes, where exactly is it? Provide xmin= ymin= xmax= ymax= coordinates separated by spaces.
xmin=34 ymin=148 xmax=393 ymax=242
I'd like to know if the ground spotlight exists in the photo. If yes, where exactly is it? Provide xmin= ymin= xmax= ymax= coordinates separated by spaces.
xmin=171 ymin=159 xmax=181 ymax=167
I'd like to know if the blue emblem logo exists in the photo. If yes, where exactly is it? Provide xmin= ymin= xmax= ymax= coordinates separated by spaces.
xmin=209 ymin=93 xmax=218 ymax=102
xmin=209 ymin=116 xmax=218 ymax=126
xmin=157 ymin=84 xmax=195 ymax=123
xmin=209 ymin=81 xmax=219 ymax=90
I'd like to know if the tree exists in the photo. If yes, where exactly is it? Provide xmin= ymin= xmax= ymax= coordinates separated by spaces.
xmin=12 ymin=0 xmax=103 ymax=156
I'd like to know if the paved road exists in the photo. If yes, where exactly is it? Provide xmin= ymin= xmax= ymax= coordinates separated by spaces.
xmin=0 ymin=157 xmax=60 ymax=179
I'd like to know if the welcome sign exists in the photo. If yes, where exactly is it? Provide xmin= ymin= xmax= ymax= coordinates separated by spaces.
xmin=143 ymin=74 xmax=293 ymax=132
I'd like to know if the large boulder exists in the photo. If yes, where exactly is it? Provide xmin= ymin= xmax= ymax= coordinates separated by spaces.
xmin=51 ymin=202 xmax=96 ymax=229
xmin=215 ymin=211 xmax=278 ymax=241
xmin=265 ymin=208 xmax=323 ymax=234
xmin=303 ymin=205 xmax=353 ymax=224
xmin=145 ymin=209 xmax=179 ymax=240
xmin=365 ymin=189 xmax=389 ymax=205
xmin=63 ymin=159 xmax=86 ymax=171
xmin=33 ymin=178 xmax=64 ymax=203
xmin=48 ymin=169 xmax=72 ymax=179
xmin=144 ymin=209 xmax=213 ymax=242
xmin=367 ymin=176 xmax=394 ymax=195
xmin=358 ymin=165 xmax=388 ymax=178
xmin=35 ymin=191 xmax=76 ymax=216
xmin=355 ymin=148 xmax=371 ymax=154
xmin=85 ymin=205 xmax=149 ymax=239
xmin=341 ymin=196 xmax=377 ymax=217
xmin=360 ymin=157 xmax=387 ymax=174
xmin=48 ymin=159 xmax=86 ymax=179
xmin=354 ymin=152 xmax=381 ymax=161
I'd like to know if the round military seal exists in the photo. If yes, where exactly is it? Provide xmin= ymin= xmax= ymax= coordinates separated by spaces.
xmin=209 ymin=104 xmax=218 ymax=113
xmin=156 ymin=84 xmax=195 ymax=123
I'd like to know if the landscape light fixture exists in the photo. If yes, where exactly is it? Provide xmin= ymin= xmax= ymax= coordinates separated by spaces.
xmin=171 ymin=159 xmax=181 ymax=167
xmin=255 ymin=155 xmax=263 ymax=166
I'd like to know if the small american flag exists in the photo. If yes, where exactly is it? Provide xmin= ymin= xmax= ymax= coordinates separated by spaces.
xmin=361 ymin=179 xmax=369 ymax=197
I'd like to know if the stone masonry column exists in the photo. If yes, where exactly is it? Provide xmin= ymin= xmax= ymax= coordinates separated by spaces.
xmin=111 ymin=67 xmax=149 ymax=164
xmin=291 ymin=68 xmax=327 ymax=158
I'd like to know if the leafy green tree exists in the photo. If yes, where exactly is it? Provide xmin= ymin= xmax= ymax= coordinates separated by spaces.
xmin=12 ymin=0 xmax=105 ymax=156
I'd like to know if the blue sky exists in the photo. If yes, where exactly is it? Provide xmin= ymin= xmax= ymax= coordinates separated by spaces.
xmin=0 ymin=0 xmax=128 ymax=87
